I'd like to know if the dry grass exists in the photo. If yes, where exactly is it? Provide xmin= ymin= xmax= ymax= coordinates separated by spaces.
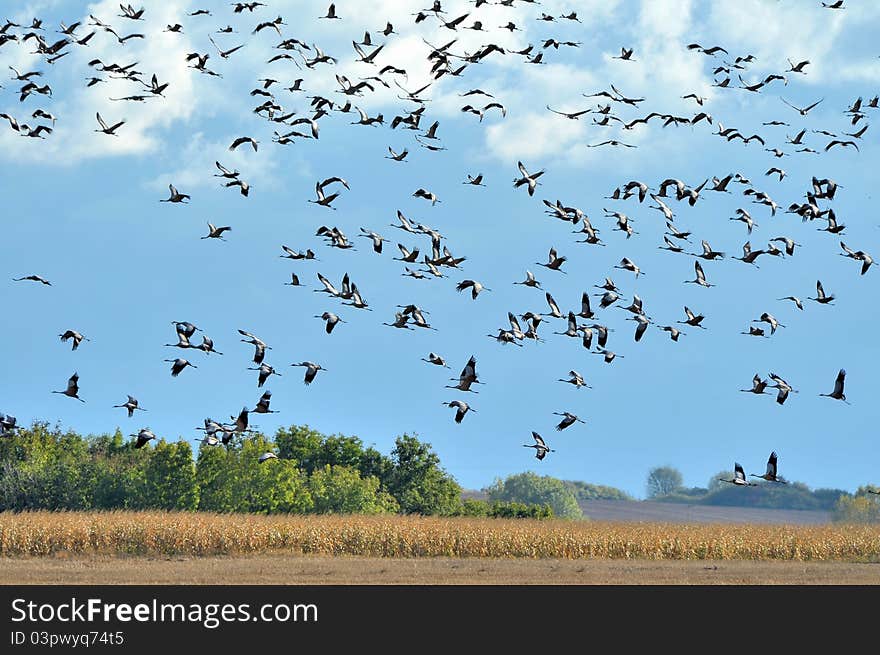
xmin=3 ymin=555 xmax=880 ymax=585
xmin=2 ymin=511 xmax=880 ymax=561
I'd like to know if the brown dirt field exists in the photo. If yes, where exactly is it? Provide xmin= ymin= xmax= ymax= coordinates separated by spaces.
xmin=2 ymin=554 xmax=879 ymax=585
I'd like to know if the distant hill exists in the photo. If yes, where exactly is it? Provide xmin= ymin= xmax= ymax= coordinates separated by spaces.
xmin=656 ymin=482 xmax=849 ymax=511
xmin=462 ymin=479 xmax=632 ymax=503
xmin=576 ymin=499 xmax=831 ymax=525
xmin=460 ymin=491 xmax=832 ymax=524
xmin=464 ymin=471 xmax=849 ymax=523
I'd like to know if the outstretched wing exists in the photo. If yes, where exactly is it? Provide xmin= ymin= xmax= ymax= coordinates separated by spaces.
xmin=834 ymin=369 xmax=846 ymax=396
xmin=840 ymin=241 xmax=857 ymax=257
xmin=508 ymin=312 xmax=521 ymax=332
xmin=320 ymin=176 xmax=350 ymax=190
xmin=581 ymin=292 xmax=591 ymax=314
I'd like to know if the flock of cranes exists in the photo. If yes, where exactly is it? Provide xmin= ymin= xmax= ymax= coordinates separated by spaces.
xmin=0 ymin=0 xmax=876 ymax=492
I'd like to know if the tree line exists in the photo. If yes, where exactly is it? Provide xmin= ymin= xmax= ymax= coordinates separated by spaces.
xmin=0 ymin=422 xmax=551 ymax=518
xmin=14 ymin=422 xmax=873 ymax=522
xmin=645 ymin=465 xmax=880 ymax=521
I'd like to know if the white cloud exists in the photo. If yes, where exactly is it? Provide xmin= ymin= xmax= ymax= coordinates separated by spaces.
xmin=704 ymin=0 xmax=880 ymax=86
xmin=0 ymin=0 xmax=204 ymax=163
xmin=486 ymin=110 xmax=583 ymax=161
xmin=148 ymin=130 xmax=293 ymax=194
xmin=1 ymin=0 xmax=876 ymax=174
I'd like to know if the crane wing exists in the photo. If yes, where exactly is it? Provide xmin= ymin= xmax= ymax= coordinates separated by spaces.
xmin=834 ymin=369 xmax=846 ymax=396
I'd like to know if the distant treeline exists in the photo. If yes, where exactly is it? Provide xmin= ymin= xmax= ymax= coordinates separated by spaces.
xmin=0 ymin=422 xmax=552 ymax=518
xmin=477 ymin=473 xmax=633 ymax=520
xmin=662 ymin=485 xmax=880 ymax=523
xmin=646 ymin=465 xmax=880 ymax=521
xmin=660 ymin=481 xmax=851 ymax=511
xmin=9 ymin=423 xmax=872 ymax=522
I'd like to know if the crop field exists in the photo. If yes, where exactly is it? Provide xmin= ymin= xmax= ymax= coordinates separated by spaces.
xmin=2 ymin=512 xmax=880 ymax=562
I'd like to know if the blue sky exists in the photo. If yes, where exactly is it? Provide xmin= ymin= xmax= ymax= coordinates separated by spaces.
xmin=2 ymin=0 xmax=879 ymax=498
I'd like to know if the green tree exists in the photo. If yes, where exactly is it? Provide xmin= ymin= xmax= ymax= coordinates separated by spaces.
xmin=0 ymin=422 xmax=99 ymax=510
xmin=359 ymin=445 xmax=393 ymax=484
xmin=812 ymin=488 xmax=850 ymax=510
xmin=489 ymin=501 xmax=553 ymax=519
xmin=103 ymin=439 xmax=152 ymax=509
xmin=0 ymin=422 xmax=479 ymax=517
xmin=833 ymin=494 xmax=880 ymax=523
xmin=274 ymin=425 xmax=324 ymax=472
xmin=384 ymin=434 xmax=461 ymax=515
xmin=144 ymin=440 xmax=198 ymax=510
xmin=233 ymin=436 xmax=313 ymax=514
xmin=308 ymin=465 xmax=398 ymax=514
xmin=455 ymin=499 xmax=491 ymax=517
xmin=195 ymin=444 xmax=236 ymax=512
xmin=452 ymin=499 xmax=554 ymax=519
xmin=0 ymin=462 xmax=40 ymax=510
xmin=275 ymin=425 xmax=392 ymax=483
xmin=319 ymin=435 xmax=368 ymax=470
xmin=562 ymin=480 xmax=632 ymax=501
xmin=646 ymin=466 xmax=684 ymax=498
xmin=486 ymin=472 xmax=582 ymax=519
xmin=707 ymin=470 xmax=735 ymax=494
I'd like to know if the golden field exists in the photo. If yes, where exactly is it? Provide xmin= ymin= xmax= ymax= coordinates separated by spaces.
xmin=2 ymin=512 xmax=880 ymax=561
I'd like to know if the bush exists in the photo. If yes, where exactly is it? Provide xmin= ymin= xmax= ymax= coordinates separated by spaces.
xmin=489 ymin=501 xmax=553 ymax=519
xmin=486 ymin=472 xmax=582 ymax=519
xmin=562 ymin=480 xmax=632 ymax=501
xmin=833 ymin=494 xmax=880 ymax=523
xmin=453 ymin=498 xmax=554 ymax=519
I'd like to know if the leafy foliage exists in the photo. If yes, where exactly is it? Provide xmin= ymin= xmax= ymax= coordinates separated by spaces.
xmin=144 ymin=440 xmax=198 ymax=510
xmin=562 ymin=479 xmax=632 ymax=501
xmin=486 ymin=472 xmax=583 ymax=519
xmin=646 ymin=466 xmax=684 ymax=498
xmin=383 ymin=434 xmax=462 ymax=515
xmin=308 ymin=465 xmax=398 ymax=514
xmin=833 ymin=491 xmax=880 ymax=523
xmin=645 ymin=466 xmax=855 ymax=510
xmin=453 ymin=498 xmax=554 ymax=518
xmin=660 ymin=483 xmax=848 ymax=510
xmin=0 ymin=422 xmax=468 ymax=517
